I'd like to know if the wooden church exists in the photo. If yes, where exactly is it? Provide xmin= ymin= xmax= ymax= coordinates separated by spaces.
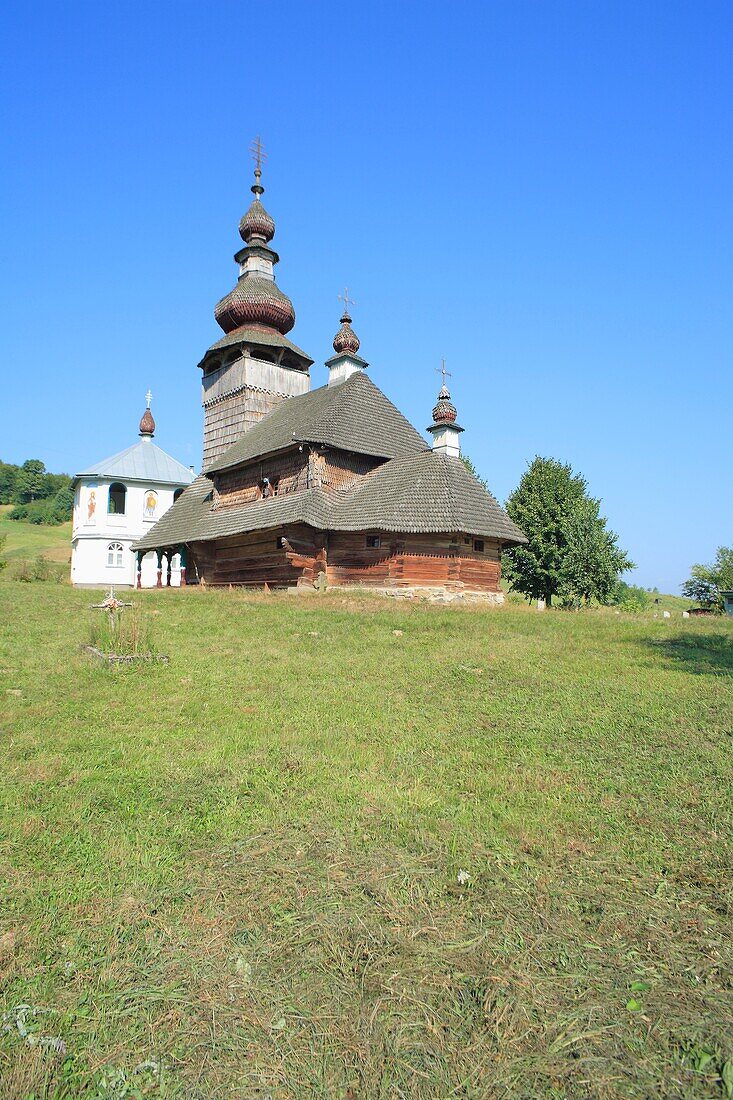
xmin=133 ymin=151 xmax=525 ymax=598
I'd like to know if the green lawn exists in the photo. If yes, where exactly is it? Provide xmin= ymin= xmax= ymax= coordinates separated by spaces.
xmin=0 ymin=574 xmax=731 ymax=1099
xmin=0 ymin=506 xmax=72 ymax=565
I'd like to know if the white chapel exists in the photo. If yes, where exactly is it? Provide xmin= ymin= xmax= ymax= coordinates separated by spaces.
xmin=71 ymin=396 xmax=195 ymax=588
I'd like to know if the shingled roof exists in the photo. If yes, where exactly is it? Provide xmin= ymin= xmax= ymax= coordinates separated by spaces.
xmin=133 ymin=452 xmax=526 ymax=552
xmin=205 ymin=371 xmax=428 ymax=473
xmin=327 ymin=451 xmax=527 ymax=542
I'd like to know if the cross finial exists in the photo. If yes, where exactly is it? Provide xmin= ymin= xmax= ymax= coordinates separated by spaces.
xmin=249 ymin=135 xmax=267 ymax=175
xmin=338 ymin=287 xmax=356 ymax=316
xmin=145 ymin=389 xmax=153 ymax=409
xmin=435 ymin=359 xmax=452 ymax=386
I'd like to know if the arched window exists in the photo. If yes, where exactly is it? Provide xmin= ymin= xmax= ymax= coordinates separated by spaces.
xmin=108 ymin=483 xmax=127 ymax=515
xmin=107 ymin=542 xmax=125 ymax=567
xmin=173 ymin=487 xmax=184 ymax=503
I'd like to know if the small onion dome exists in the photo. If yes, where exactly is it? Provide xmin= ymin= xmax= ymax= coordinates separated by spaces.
xmin=214 ymin=276 xmax=295 ymax=335
xmin=432 ymin=385 xmax=457 ymax=424
xmin=332 ymin=310 xmax=361 ymax=356
xmin=239 ymin=197 xmax=275 ymax=244
xmin=139 ymin=407 xmax=155 ymax=436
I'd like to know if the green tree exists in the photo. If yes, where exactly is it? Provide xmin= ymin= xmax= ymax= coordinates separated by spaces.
xmin=503 ymin=456 xmax=633 ymax=607
xmin=681 ymin=546 xmax=733 ymax=610
xmin=0 ymin=461 xmax=19 ymax=504
xmin=15 ymin=459 xmax=47 ymax=503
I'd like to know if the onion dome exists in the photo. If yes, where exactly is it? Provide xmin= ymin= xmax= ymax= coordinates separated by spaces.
xmin=332 ymin=309 xmax=361 ymax=356
xmin=432 ymin=384 xmax=457 ymax=424
xmin=239 ymin=197 xmax=275 ymax=244
xmin=214 ymin=277 xmax=295 ymax=334
xmin=139 ymin=406 xmax=155 ymax=437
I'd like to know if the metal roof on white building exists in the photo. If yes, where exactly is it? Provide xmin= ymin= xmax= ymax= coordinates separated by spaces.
xmin=76 ymin=437 xmax=195 ymax=486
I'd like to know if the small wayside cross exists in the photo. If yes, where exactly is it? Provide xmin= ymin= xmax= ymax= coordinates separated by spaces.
xmin=435 ymin=359 xmax=452 ymax=386
xmin=338 ymin=287 xmax=356 ymax=315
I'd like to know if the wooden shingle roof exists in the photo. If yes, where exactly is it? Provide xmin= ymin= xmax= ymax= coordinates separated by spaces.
xmin=205 ymin=372 xmax=428 ymax=473
xmin=133 ymin=453 xmax=526 ymax=552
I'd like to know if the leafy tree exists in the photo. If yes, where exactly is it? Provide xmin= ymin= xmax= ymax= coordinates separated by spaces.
xmin=15 ymin=459 xmax=47 ymax=503
xmin=681 ymin=546 xmax=733 ymax=610
xmin=0 ymin=462 xmax=19 ymax=504
xmin=503 ymin=456 xmax=633 ymax=607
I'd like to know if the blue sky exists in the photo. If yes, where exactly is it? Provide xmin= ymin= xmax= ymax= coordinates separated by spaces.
xmin=1 ymin=1 xmax=730 ymax=592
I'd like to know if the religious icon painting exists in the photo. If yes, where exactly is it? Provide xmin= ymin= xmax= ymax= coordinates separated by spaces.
xmin=144 ymin=490 xmax=158 ymax=519
xmin=86 ymin=485 xmax=97 ymax=524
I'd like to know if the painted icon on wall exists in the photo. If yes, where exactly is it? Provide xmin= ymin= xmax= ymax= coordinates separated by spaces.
xmin=144 ymin=490 xmax=158 ymax=519
xmin=86 ymin=486 xmax=97 ymax=523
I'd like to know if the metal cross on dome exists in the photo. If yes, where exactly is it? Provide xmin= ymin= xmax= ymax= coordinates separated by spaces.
xmin=145 ymin=389 xmax=153 ymax=409
xmin=435 ymin=359 xmax=452 ymax=385
xmin=250 ymin=135 xmax=267 ymax=173
xmin=338 ymin=287 xmax=356 ymax=314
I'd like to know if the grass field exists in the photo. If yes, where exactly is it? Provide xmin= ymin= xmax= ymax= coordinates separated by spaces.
xmin=0 ymin=506 xmax=72 ymax=565
xmin=1 ymin=557 xmax=731 ymax=1097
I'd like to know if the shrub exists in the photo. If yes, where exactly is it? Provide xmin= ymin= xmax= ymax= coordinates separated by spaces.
xmin=15 ymin=556 xmax=64 ymax=583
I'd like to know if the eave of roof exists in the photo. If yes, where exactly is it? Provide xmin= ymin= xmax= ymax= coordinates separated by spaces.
xmin=197 ymin=324 xmax=314 ymax=370
xmin=132 ymin=452 xmax=526 ymax=552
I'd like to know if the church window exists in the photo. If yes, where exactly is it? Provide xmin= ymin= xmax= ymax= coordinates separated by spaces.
xmin=473 ymin=539 xmax=485 ymax=553
xmin=108 ymin=483 xmax=127 ymax=515
xmin=366 ymin=535 xmax=381 ymax=549
xmin=107 ymin=542 xmax=125 ymax=567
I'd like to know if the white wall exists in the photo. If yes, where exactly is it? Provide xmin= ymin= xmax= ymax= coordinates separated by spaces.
xmin=71 ymin=479 xmax=184 ymax=588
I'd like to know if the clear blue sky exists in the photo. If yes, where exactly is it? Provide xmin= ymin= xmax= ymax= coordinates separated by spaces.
xmin=1 ymin=1 xmax=730 ymax=593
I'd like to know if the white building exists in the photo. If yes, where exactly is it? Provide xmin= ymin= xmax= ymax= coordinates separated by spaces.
xmin=71 ymin=399 xmax=195 ymax=588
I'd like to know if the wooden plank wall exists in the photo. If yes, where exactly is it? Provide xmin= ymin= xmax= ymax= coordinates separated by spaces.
xmin=327 ymin=532 xmax=502 ymax=592
xmin=189 ymin=528 xmax=502 ymax=592
xmin=216 ymin=450 xmax=309 ymax=508
xmin=190 ymin=525 xmax=322 ymax=587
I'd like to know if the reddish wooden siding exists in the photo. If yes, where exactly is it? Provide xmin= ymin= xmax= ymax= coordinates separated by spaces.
xmin=189 ymin=528 xmax=502 ymax=591
xmin=326 ymin=532 xmax=502 ymax=591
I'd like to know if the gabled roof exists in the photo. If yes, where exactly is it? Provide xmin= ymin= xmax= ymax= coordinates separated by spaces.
xmin=76 ymin=439 xmax=196 ymax=486
xmin=206 ymin=371 xmax=428 ymax=473
xmin=132 ymin=452 xmax=526 ymax=552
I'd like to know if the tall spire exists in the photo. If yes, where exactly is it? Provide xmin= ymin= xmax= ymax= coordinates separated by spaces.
xmin=214 ymin=138 xmax=296 ymax=336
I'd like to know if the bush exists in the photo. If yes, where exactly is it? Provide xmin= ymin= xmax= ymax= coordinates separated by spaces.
xmin=14 ymin=556 xmax=64 ymax=583
xmin=611 ymin=581 xmax=651 ymax=613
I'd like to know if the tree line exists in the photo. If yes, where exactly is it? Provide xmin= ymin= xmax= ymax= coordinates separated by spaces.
xmin=0 ymin=459 xmax=74 ymax=525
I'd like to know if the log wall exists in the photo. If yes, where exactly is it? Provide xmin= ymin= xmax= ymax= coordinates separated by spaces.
xmin=215 ymin=448 xmax=384 ymax=509
xmin=188 ymin=528 xmax=502 ymax=592
xmin=326 ymin=532 xmax=502 ymax=591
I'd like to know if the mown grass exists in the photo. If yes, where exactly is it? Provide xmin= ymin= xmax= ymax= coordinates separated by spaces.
xmin=0 ymin=505 xmax=72 ymax=565
xmin=0 ymin=575 xmax=731 ymax=1099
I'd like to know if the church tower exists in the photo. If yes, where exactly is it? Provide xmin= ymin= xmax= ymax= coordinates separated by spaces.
xmin=198 ymin=139 xmax=313 ymax=469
